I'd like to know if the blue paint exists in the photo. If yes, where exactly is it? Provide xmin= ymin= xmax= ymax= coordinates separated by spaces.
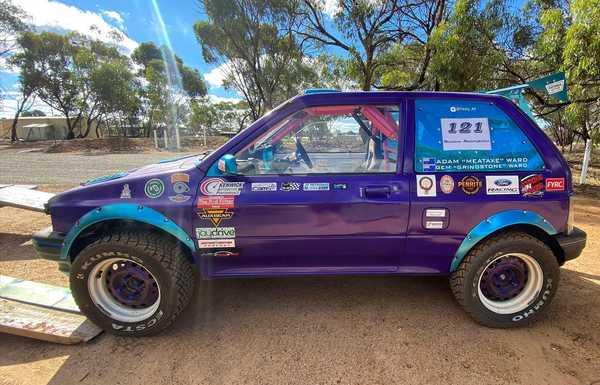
xmin=450 ymin=210 xmax=557 ymax=271
xmin=60 ymin=203 xmax=196 ymax=261
xmin=303 ymin=88 xmax=340 ymax=94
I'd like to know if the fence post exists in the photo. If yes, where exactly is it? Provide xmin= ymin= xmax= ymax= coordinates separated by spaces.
xmin=175 ymin=126 xmax=181 ymax=149
xmin=580 ymin=138 xmax=592 ymax=185
xmin=163 ymin=128 xmax=168 ymax=149
xmin=153 ymin=130 xmax=158 ymax=149
xmin=203 ymin=126 xmax=207 ymax=147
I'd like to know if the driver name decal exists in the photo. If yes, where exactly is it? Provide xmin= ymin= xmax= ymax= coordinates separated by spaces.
xmin=303 ymin=183 xmax=330 ymax=191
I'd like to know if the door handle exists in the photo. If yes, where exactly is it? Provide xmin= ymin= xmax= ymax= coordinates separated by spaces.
xmin=364 ymin=186 xmax=391 ymax=199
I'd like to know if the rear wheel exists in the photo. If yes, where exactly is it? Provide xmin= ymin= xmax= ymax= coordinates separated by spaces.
xmin=70 ymin=231 xmax=195 ymax=336
xmin=450 ymin=232 xmax=559 ymax=328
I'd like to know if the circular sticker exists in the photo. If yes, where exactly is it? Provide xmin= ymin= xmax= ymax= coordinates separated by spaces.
xmin=173 ymin=181 xmax=190 ymax=194
xmin=440 ymin=175 xmax=455 ymax=194
xmin=144 ymin=178 xmax=165 ymax=199
xmin=458 ymin=176 xmax=482 ymax=195
xmin=419 ymin=176 xmax=434 ymax=191
xmin=199 ymin=178 xmax=225 ymax=195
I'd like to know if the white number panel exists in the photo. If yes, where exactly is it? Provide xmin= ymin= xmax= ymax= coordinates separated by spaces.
xmin=441 ymin=117 xmax=491 ymax=151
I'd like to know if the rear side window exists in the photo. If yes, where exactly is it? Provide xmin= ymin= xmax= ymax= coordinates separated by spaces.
xmin=414 ymin=99 xmax=544 ymax=172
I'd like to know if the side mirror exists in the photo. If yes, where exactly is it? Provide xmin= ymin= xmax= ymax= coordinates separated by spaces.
xmin=217 ymin=154 xmax=238 ymax=175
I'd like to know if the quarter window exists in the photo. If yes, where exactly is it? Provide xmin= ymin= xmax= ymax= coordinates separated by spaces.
xmin=235 ymin=105 xmax=400 ymax=175
xmin=414 ymin=99 xmax=544 ymax=172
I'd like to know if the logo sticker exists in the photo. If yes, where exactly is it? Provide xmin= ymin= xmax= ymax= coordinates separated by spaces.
xmin=422 ymin=157 xmax=436 ymax=172
xmin=545 ymin=177 xmax=565 ymax=192
xmin=439 ymin=175 xmax=454 ymax=194
xmin=521 ymin=174 xmax=544 ymax=197
xmin=303 ymin=182 xmax=330 ymax=191
xmin=485 ymin=175 xmax=519 ymax=195
xmin=416 ymin=175 xmax=436 ymax=197
xmin=251 ymin=182 xmax=277 ymax=192
xmin=198 ymin=209 xmax=233 ymax=226
xmin=332 ymin=183 xmax=348 ymax=190
xmin=196 ymin=227 xmax=236 ymax=239
xmin=196 ymin=196 xmax=235 ymax=209
xmin=458 ymin=176 xmax=482 ymax=195
xmin=120 ymin=184 xmax=131 ymax=199
xmin=281 ymin=182 xmax=301 ymax=192
xmin=144 ymin=178 xmax=165 ymax=199
xmin=198 ymin=239 xmax=235 ymax=249
xmin=199 ymin=178 xmax=244 ymax=196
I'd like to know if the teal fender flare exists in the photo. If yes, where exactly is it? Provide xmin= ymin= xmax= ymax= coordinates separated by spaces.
xmin=60 ymin=203 xmax=196 ymax=261
xmin=449 ymin=210 xmax=557 ymax=272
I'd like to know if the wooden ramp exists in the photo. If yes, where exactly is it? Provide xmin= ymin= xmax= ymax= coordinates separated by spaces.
xmin=0 ymin=276 xmax=102 ymax=344
xmin=0 ymin=184 xmax=54 ymax=212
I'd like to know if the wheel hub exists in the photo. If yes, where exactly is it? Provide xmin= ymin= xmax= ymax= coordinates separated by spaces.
xmin=480 ymin=256 xmax=528 ymax=301
xmin=105 ymin=261 xmax=159 ymax=308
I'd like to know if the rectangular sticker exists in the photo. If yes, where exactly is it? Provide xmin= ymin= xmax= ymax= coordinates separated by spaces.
xmin=251 ymin=182 xmax=277 ymax=192
xmin=425 ymin=209 xmax=447 ymax=218
xmin=196 ymin=227 xmax=235 ymax=239
xmin=198 ymin=239 xmax=235 ymax=249
xmin=197 ymin=195 xmax=235 ymax=209
xmin=425 ymin=221 xmax=444 ymax=230
xmin=303 ymin=182 xmax=330 ymax=191
xmin=416 ymin=175 xmax=437 ymax=197
xmin=485 ymin=175 xmax=519 ymax=195
xmin=545 ymin=178 xmax=565 ymax=191
xmin=441 ymin=118 xmax=491 ymax=151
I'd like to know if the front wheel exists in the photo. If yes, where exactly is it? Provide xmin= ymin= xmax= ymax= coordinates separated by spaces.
xmin=450 ymin=232 xmax=559 ymax=328
xmin=70 ymin=231 xmax=195 ymax=336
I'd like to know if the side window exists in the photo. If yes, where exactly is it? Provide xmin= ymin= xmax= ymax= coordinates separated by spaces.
xmin=414 ymin=99 xmax=544 ymax=172
xmin=235 ymin=105 xmax=400 ymax=175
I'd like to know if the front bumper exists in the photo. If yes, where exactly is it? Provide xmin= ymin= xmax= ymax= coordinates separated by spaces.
xmin=32 ymin=226 xmax=70 ymax=272
xmin=555 ymin=226 xmax=587 ymax=263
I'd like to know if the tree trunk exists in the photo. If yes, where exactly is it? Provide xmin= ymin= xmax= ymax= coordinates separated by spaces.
xmin=10 ymin=112 xmax=20 ymax=142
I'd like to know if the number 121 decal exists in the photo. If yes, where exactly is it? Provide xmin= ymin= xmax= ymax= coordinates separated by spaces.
xmin=441 ymin=117 xmax=492 ymax=151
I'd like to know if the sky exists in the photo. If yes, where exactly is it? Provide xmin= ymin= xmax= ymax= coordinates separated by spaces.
xmin=0 ymin=0 xmax=247 ymax=117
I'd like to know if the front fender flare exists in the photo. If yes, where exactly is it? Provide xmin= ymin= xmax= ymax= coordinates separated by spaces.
xmin=60 ymin=203 xmax=196 ymax=261
xmin=449 ymin=209 xmax=557 ymax=272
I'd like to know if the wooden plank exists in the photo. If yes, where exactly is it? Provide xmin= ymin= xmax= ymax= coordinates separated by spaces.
xmin=0 ymin=186 xmax=53 ymax=212
xmin=0 ymin=184 xmax=38 ymax=190
xmin=0 ymin=298 xmax=102 ymax=344
xmin=0 ymin=276 xmax=79 ymax=313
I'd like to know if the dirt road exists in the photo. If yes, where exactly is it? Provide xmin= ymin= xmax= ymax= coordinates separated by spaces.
xmin=0 ymin=188 xmax=599 ymax=385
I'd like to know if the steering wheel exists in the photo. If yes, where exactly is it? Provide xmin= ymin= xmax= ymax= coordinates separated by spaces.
xmin=295 ymin=138 xmax=313 ymax=169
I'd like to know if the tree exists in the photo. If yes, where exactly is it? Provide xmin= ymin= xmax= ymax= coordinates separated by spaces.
xmin=194 ymin=0 xmax=315 ymax=120
xmin=21 ymin=109 xmax=46 ymax=117
xmin=10 ymin=85 xmax=35 ymax=142
xmin=0 ymin=0 xmax=27 ymax=58
xmin=11 ymin=32 xmax=83 ymax=139
xmin=296 ymin=0 xmax=447 ymax=91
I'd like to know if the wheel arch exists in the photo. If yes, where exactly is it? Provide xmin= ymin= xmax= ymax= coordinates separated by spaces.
xmin=450 ymin=210 xmax=561 ymax=272
xmin=61 ymin=203 xmax=196 ymax=263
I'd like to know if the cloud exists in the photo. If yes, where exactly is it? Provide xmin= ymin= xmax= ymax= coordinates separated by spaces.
xmin=0 ymin=93 xmax=53 ymax=119
xmin=204 ymin=62 xmax=231 ymax=88
xmin=12 ymin=0 xmax=138 ymax=54
xmin=102 ymin=10 xmax=125 ymax=30
xmin=207 ymin=94 xmax=243 ymax=104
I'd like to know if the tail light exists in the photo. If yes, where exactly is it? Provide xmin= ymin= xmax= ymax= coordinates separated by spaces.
xmin=567 ymin=197 xmax=574 ymax=235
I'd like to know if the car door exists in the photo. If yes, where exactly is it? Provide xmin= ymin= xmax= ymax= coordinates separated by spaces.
xmin=195 ymin=101 xmax=410 ymax=277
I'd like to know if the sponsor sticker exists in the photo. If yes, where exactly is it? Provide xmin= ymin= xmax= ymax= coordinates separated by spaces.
xmin=422 ymin=157 xmax=436 ymax=172
xmin=198 ymin=239 xmax=235 ymax=249
xmin=144 ymin=178 xmax=165 ymax=199
xmin=521 ymin=174 xmax=544 ymax=197
xmin=199 ymin=178 xmax=244 ymax=196
xmin=439 ymin=175 xmax=454 ymax=194
xmin=251 ymin=182 xmax=277 ymax=192
xmin=332 ymin=183 xmax=348 ymax=190
xmin=196 ymin=195 xmax=235 ymax=209
xmin=458 ymin=176 xmax=482 ymax=195
xmin=196 ymin=227 xmax=236 ymax=239
xmin=545 ymin=177 xmax=565 ymax=192
xmin=120 ymin=184 xmax=131 ymax=199
xmin=485 ymin=175 xmax=519 ymax=195
xmin=303 ymin=182 xmax=330 ymax=191
xmin=425 ymin=208 xmax=447 ymax=218
xmin=281 ymin=182 xmax=301 ymax=192
xmin=416 ymin=175 xmax=437 ymax=197
xmin=198 ymin=209 xmax=233 ymax=227
xmin=425 ymin=221 xmax=444 ymax=230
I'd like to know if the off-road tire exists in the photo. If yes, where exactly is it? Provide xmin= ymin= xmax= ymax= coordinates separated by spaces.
xmin=450 ymin=231 xmax=559 ymax=328
xmin=70 ymin=230 xmax=194 ymax=336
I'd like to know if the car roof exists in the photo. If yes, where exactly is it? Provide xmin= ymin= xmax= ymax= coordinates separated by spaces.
xmin=296 ymin=89 xmax=506 ymax=104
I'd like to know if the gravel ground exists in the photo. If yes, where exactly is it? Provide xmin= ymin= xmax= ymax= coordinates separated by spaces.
xmin=0 ymin=151 xmax=194 ymax=184
xmin=0 ymin=185 xmax=599 ymax=385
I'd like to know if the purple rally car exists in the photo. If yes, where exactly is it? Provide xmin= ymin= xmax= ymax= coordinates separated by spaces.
xmin=33 ymin=90 xmax=587 ymax=336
